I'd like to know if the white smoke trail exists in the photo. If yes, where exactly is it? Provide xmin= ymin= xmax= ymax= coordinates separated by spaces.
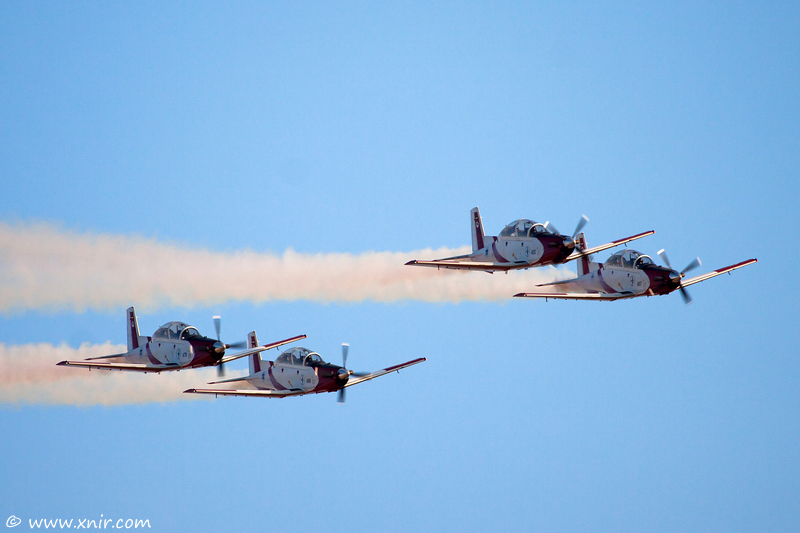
xmin=0 ymin=222 xmax=572 ymax=313
xmin=0 ymin=342 xmax=218 ymax=406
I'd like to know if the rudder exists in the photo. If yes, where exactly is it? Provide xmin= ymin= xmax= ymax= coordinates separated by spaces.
xmin=126 ymin=306 xmax=141 ymax=351
xmin=470 ymin=207 xmax=486 ymax=253
xmin=575 ymin=233 xmax=600 ymax=276
xmin=247 ymin=331 xmax=262 ymax=375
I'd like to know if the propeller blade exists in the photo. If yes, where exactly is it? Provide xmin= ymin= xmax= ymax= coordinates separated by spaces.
xmin=681 ymin=257 xmax=702 ymax=275
xmin=213 ymin=315 xmax=222 ymax=340
xmin=217 ymin=360 xmax=225 ymax=376
xmin=657 ymin=249 xmax=672 ymax=269
xmin=337 ymin=343 xmax=351 ymax=404
xmin=572 ymin=215 xmax=589 ymax=238
xmin=545 ymin=221 xmax=561 ymax=236
xmin=227 ymin=341 xmax=247 ymax=350
xmin=659 ymin=249 xmax=698 ymax=304
xmin=679 ymin=286 xmax=693 ymax=305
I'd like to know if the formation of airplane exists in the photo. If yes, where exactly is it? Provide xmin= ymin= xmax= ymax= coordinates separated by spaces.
xmin=55 ymin=207 xmax=756 ymax=403
xmin=514 ymin=248 xmax=757 ymax=304
xmin=57 ymin=307 xmax=306 ymax=375
xmin=184 ymin=332 xmax=425 ymax=402
xmin=405 ymin=207 xmax=654 ymax=273
xmin=56 ymin=307 xmax=425 ymax=402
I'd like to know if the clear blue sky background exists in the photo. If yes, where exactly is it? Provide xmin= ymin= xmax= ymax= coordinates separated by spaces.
xmin=1 ymin=2 xmax=798 ymax=531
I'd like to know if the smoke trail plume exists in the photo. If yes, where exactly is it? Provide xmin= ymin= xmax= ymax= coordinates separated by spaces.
xmin=0 ymin=222 xmax=571 ymax=313
xmin=0 ymin=342 xmax=218 ymax=406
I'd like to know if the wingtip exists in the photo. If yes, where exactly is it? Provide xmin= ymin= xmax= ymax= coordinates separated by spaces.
xmin=56 ymin=360 xmax=68 ymax=366
xmin=183 ymin=389 xmax=196 ymax=394
xmin=405 ymin=260 xmax=418 ymax=265
xmin=513 ymin=293 xmax=527 ymax=298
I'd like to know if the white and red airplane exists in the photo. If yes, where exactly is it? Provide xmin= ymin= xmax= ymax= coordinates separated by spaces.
xmin=405 ymin=207 xmax=654 ymax=273
xmin=184 ymin=332 xmax=425 ymax=402
xmin=57 ymin=306 xmax=306 ymax=375
xmin=514 ymin=245 xmax=757 ymax=303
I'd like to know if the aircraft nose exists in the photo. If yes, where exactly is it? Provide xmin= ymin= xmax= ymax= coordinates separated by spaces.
xmin=336 ymin=368 xmax=351 ymax=384
xmin=562 ymin=235 xmax=575 ymax=251
xmin=213 ymin=341 xmax=225 ymax=354
xmin=668 ymin=271 xmax=682 ymax=285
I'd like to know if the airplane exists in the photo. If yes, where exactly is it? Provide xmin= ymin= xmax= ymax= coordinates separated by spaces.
xmin=184 ymin=331 xmax=426 ymax=402
xmin=57 ymin=306 xmax=306 ymax=375
xmin=513 ymin=247 xmax=757 ymax=303
xmin=405 ymin=206 xmax=654 ymax=273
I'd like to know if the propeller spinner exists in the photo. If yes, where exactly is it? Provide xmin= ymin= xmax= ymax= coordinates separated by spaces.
xmin=657 ymin=249 xmax=702 ymax=304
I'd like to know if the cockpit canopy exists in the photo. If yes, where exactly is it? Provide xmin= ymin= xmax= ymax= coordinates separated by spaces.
xmin=275 ymin=347 xmax=325 ymax=367
xmin=604 ymin=249 xmax=655 ymax=269
xmin=153 ymin=321 xmax=202 ymax=340
xmin=498 ymin=219 xmax=550 ymax=238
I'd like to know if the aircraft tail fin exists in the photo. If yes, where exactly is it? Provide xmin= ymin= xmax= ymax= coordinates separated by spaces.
xmin=575 ymin=233 xmax=600 ymax=276
xmin=247 ymin=331 xmax=262 ymax=375
xmin=470 ymin=207 xmax=486 ymax=253
xmin=126 ymin=306 xmax=141 ymax=351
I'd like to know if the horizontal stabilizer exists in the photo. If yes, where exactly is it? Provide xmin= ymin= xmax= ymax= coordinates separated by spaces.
xmin=84 ymin=353 xmax=129 ymax=361
xmin=207 ymin=375 xmax=253 ymax=385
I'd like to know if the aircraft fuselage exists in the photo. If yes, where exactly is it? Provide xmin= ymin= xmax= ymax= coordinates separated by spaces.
xmin=472 ymin=234 xmax=573 ymax=267
xmin=247 ymin=361 xmax=347 ymax=394
xmin=124 ymin=336 xmax=222 ymax=369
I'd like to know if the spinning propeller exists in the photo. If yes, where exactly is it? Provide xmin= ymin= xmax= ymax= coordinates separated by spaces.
xmin=544 ymin=215 xmax=590 ymax=251
xmin=212 ymin=315 xmax=246 ymax=376
xmin=337 ymin=343 xmax=368 ymax=404
xmin=657 ymin=250 xmax=702 ymax=304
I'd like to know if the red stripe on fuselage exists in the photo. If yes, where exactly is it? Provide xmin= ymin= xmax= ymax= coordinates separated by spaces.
xmin=491 ymin=242 xmax=510 ymax=263
xmin=643 ymin=267 xmax=678 ymax=295
xmin=128 ymin=311 xmax=138 ymax=350
xmin=473 ymin=211 xmax=484 ymax=250
xmin=267 ymin=366 xmax=288 ymax=390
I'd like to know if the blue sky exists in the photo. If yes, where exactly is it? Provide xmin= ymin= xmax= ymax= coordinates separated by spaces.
xmin=1 ymin=2 xmax=797 ymax=531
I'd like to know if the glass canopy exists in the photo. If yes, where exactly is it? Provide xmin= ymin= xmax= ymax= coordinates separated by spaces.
xmin=275 ymin=347 xmax=325 ymax=366
xmin=604 ymin=249 xmax=655 ymax=269
xmin=153 ymin=321 xmax=201 ymax=340
xmin=498 ymin=219 xmax=550 ymax=238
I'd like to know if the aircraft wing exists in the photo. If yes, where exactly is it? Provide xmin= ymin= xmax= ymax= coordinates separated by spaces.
xmin=405 ymin=259 xmax=527 ymax=272
xmin=56 ymin=360 xmax=179 ymax=372
xmin=681 ymin=258 xmax=757 ymax=288
xmin=344 ymin=357 xmax=427 ymax=388
xmin=513 ymin=291 xmax=635 ymax=301
xmin=183 ymin=388 xmax=306 ymax=398
xmin=219 ymin=334 xmax=307 ymax=364
xmin=564 ymin=230 xmax=655 ymax=261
